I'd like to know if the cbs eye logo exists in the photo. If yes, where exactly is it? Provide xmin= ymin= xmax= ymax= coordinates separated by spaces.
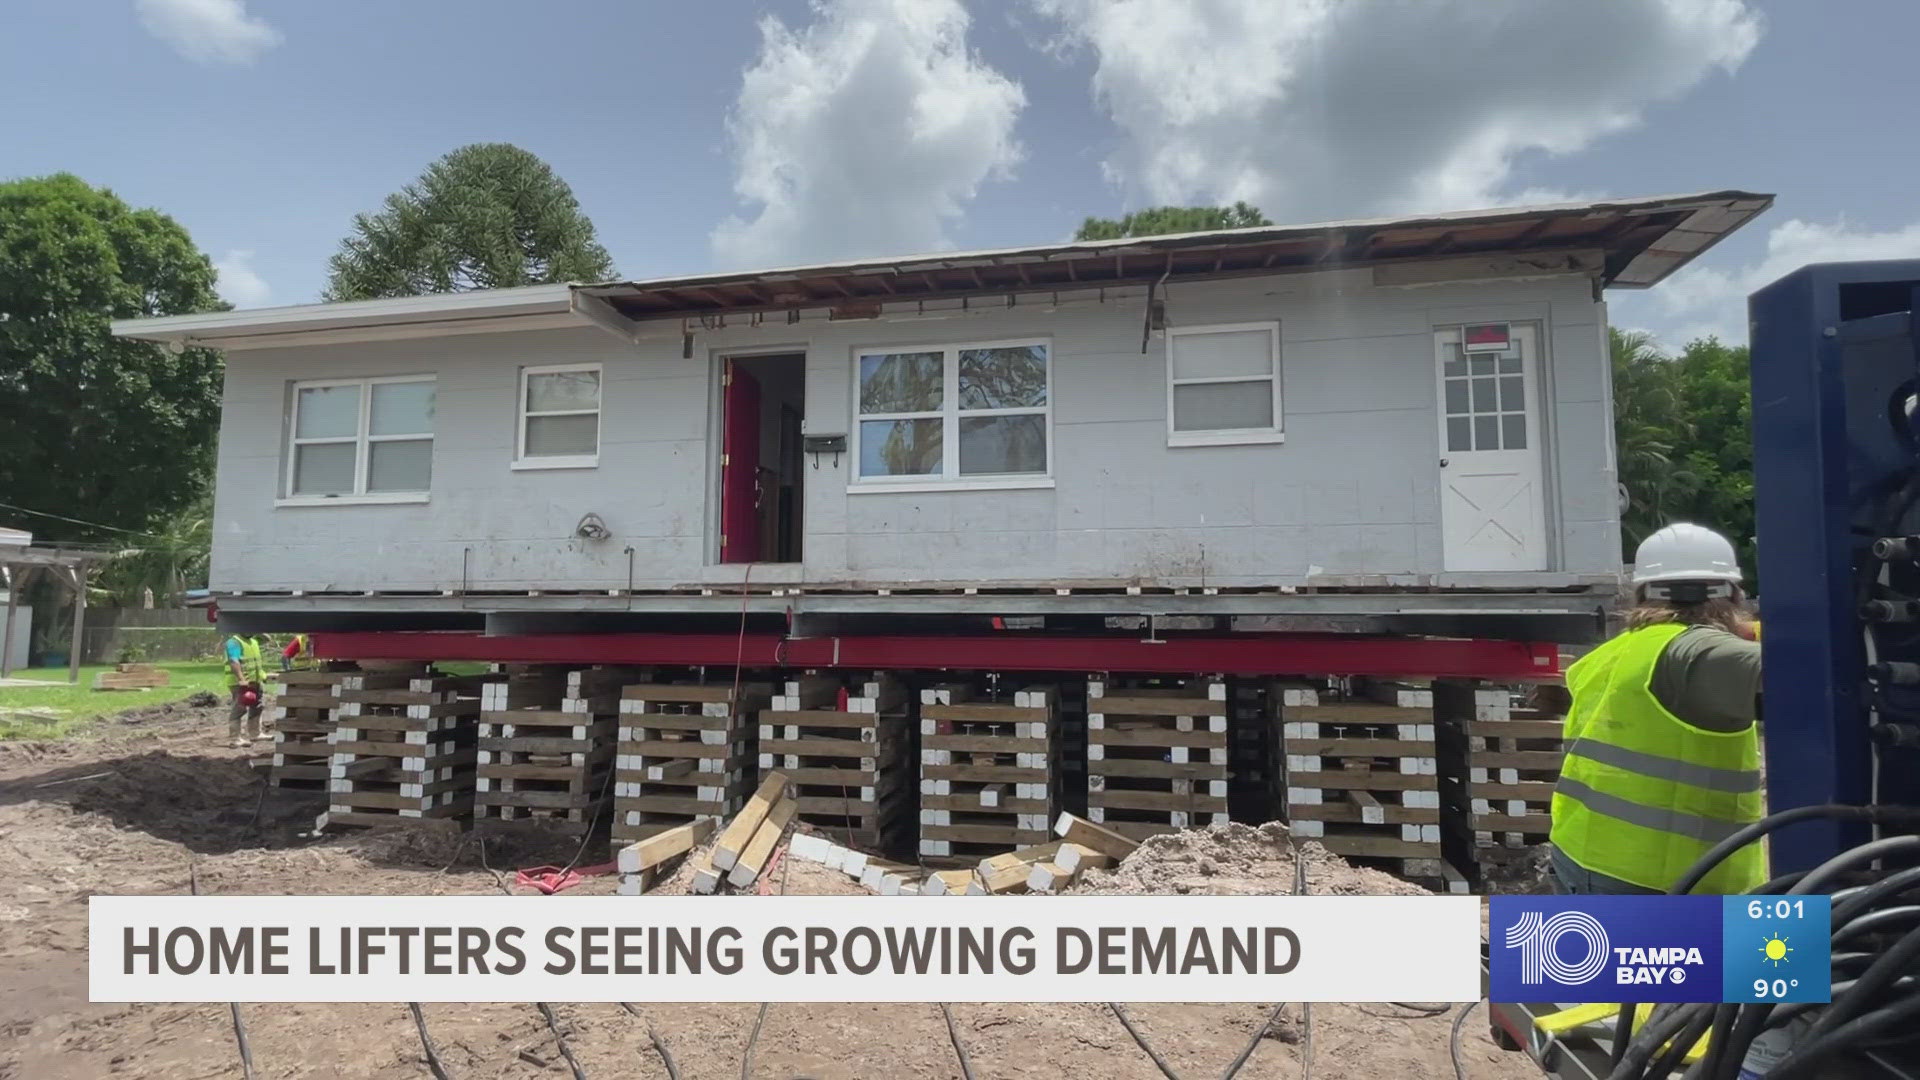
xmin=1505 ymin=910 xmax=1611 ymax=986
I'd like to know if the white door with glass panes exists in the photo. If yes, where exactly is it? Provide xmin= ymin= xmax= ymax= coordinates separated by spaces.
xmin=1435 ymin=323 xmax=1546 ymax=571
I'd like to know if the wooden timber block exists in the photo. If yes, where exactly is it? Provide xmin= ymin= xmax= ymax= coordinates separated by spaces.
xmin=926 ymin=869 xmax=975 ymax=896
xmin=712 ymin=771 xmax=792 ymax=873
xmin=1053 ymin=812 xmax=1140 ymax=862
xmin=1053 ymin=843 xmax=1114 ymax=874
xmin=689 ymin=851 xmax=723 ymax=895
xmin=726 ymin=796 xmax=799 ymax=888
xmin=1026 ymin=861 xmax=1075 ymax=894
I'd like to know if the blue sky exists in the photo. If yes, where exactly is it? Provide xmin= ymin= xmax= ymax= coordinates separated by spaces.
xmin=5 ymin=0 xmax=1917 ymax=347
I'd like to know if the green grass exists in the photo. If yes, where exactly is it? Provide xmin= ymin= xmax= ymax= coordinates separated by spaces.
xmin=0 ymin=661 xmax=229 ymax=739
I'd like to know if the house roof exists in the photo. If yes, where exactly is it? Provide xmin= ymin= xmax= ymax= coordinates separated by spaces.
xmin=113 ymin=190 xmax=1770 ymax=347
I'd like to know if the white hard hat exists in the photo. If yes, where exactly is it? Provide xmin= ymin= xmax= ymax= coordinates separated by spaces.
xmin=1631 ymin=523 xmax=1742 ymax=587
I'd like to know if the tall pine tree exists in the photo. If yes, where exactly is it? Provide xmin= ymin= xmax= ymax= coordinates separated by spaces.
xmin=324 ymin=144 xmax=616 ymax=300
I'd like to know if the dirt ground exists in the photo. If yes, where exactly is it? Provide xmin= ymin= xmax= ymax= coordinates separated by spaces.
xmin=0 ymin=703 xmax=1541 ymax=1080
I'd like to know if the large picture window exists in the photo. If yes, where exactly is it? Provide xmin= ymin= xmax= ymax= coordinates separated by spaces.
xmin=1166 ymin=322 xmax=1283 ymax=446
xmin=285 ymin=376 xmax=435 ymax=501
xmin=854 ymin=340 xmax=1050 ymax=485
xmin=517 ymin=363 xmax=602 ymax=468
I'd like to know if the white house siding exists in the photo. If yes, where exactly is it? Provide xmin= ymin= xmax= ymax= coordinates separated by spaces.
xmin=208 ymin=270 xmax=1619 ymax=593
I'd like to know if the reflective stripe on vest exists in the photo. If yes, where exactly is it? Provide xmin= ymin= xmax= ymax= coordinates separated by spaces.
xmin=1549 ymin=623 xmax=1765 ymax=894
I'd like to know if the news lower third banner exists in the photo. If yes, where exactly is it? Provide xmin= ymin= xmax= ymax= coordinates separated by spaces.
xmin=92 ymin=895 xmax=1478 ymax=1003
xmin=1489 ymin=895 xmax=1832 ymax=1005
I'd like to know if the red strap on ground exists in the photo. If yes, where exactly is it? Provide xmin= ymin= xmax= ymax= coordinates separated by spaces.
xmin=754 ymin=845 xmax=789 ymax=895
xmin=514 ymin=861 xmax=615 ymax=895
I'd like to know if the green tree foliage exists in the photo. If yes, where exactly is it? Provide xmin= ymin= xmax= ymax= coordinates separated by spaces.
xmin=1074 ymin=202 xmax=1273 ymax=241
xmin=92 ymin=492 xmax=212 ymax=605
xmin=1611 ymin=328 xmax=1756 ymax=583
xmin=0 ymin=174 xmax=226 ymax=542
xmin=324 ymin=144 xmax=616 ymax=300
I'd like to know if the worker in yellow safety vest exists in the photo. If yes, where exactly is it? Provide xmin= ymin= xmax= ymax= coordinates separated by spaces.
xmin=1549 ymin=523 xmax=1765 ymax=895
xmin=224 ymin=632 xmax=268 ymax=748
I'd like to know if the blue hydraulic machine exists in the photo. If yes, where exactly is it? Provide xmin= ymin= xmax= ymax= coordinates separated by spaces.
xmin=1750 ymin=259 xmax=1920 ymax=874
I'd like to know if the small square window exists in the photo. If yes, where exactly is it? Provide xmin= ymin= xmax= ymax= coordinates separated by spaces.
xmin=518 ymin=364 xmax=601 ymax=465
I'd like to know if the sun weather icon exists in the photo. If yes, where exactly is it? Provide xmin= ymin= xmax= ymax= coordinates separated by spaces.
xmin=1759 ymin=933 xmax=1792 ymax=968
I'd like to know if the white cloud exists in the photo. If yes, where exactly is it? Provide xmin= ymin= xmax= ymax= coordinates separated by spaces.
xmin=135 ymin=0 xmax=282 ymax=65
xmin=711 ymin=0 xmax=1026 ymax=269
xmin=213 ymin=250 xmax=272 ymax=308
xmin=1032 ymin=0 xmax=1760 ymax=221
xmin=1614 ymin=218 xmax=1920 ymax=348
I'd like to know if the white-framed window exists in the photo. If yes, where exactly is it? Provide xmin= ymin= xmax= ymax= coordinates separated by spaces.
xmin=852 ymin=339 xmax=1051 ymax=490
xmin=283 ymin=376 xmax=435 ymax=503
xmin=516 ymin=363 xmax=602 ymax=469
xmin=1166 ymin=321 xmax=1283 ymax=446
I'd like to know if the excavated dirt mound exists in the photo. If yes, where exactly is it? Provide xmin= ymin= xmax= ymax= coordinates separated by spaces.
xmin=1072 ymin=821 xmax=1430 ymax=897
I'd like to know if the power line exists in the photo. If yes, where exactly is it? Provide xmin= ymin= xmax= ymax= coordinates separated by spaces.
xmin=0 ymin=499 xmax=158 ymax=540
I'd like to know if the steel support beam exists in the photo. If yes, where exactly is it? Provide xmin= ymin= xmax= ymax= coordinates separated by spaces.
xmin=314 ymin=630 xmax=1560 ymax=680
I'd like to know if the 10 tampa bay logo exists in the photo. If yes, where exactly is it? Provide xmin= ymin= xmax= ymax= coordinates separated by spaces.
xmin=1489 ymin=896 xmax=1724 ymax=1003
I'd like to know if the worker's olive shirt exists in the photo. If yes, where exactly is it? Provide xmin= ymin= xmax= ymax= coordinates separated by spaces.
xmin=1648 ymin=626 xmax=1763 ymax=732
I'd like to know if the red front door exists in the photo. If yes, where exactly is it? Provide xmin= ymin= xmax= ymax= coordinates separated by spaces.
xmin=720 ymin=363 xmax=762 ymax=563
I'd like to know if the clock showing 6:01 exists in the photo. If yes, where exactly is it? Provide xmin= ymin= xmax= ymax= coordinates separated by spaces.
xmin=1722 ymin=895 xmax=1830 ymax=1004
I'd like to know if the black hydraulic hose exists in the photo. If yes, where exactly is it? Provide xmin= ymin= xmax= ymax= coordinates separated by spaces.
xmin=1766 ymin=991 xmax=1920 ymax=1080
xmin=1833 ymin=864 xmax=1920 ymax=925
xmin=1642 ymin=1004 xmax=1715 ymax=1080
xmin=1830 ymin=904 xmax=1920 ymax=946
xmin=1687 ymin=1003 xmax=1738 ymax=1080
xmin=1805 ymin=922 xmax=1920 ymax=1040
xmin=1606 ymin=1002 xmax=1711 ymax=1080
xmin=1787 ymin=835 xmax=1920 ymax=896
xmin=1607 ymin=804 xmax=1920 ymax=1070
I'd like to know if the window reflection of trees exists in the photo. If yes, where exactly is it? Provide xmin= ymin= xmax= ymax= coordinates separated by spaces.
xmin=959 ymin=346 xmax=1047 ymax=409
xmin=869 ymin=418 xmax=943 ymax=476
xmin=859 ymin=353 xmax=942 ymax=413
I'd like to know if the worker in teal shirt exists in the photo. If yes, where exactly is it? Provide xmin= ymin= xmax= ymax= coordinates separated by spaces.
xmin=224 ymin=632 xmax=267 ymax=747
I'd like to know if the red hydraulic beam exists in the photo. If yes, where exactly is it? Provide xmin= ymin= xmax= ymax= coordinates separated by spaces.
xmin=315 ymin=631 xmax=1560 ymax=680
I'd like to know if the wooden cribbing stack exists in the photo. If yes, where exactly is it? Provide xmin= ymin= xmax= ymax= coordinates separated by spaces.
xmin=1433 ymin=679 xmax=1557 ymax=886
xmin=474 ymin=667 xmax=626 ymax=837
xmin=267 ymin=664 xmax=356 ymax=791
xmin=1084 ymin=676 xmax=1229 ymax=842
xmin=317 ymin=668 xmax=477 ymax=832
xmin=614 ymin=679 xmax=769 ymax=846
xmin=1284 ymin=678 xmax=1464 ymax=892
xmin=918 ymin=681 xmax=1059 ymax=859
xmin=759 ymin=673 xmax=911 ymax=855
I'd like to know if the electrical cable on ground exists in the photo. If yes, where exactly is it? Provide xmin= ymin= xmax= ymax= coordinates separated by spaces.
xmin=617 ymin=1004 xmax=682 ymax=1080
xmin=937 ymin=1002 xmax=978 ymax=1080
xmin=188 ymin=859 xmax=259 ymax=1080
xmin=408 ymin=1002 xmax=455 ymax=1080
xmin=475 ymin=828 xmax=589 ymax=1079
xmin=741 ymin=1001 xmax=771 ymax=1080
xmin=1106 ymin=1002 xmax=1183 ymax=1080
xmin=1448 ymin=1001 xmax=1478 ymax=1080
xmin=1217 ymin=1001 xmax=1289 ymax=1080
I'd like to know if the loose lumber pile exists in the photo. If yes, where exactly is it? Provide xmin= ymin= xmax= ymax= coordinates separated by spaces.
xmin=267 ymin=665 xmax=356 ymax=791
xmin=614 ymin=679 xmax=769 ymax=847
xmin=1085 ymin=677 xmax=1229 ymax=842
xmin=689 ymin=772 xmax=797 ymax=895
xmin=1283 ymin=678 xmax=1458 ymax=892
xmin=918 ymin=681 xmax=1060 ymax=858
xmin=475 ymin=666 xmax=625 ymax=837
xmin=760 ymin=673 xmax=911 ymax=854
xmin=92 ymin=663 xmax=171 ymax=691
xmin=317 ymin=669 xmax=476 ymax=832
xmin=1434 ymin=679 xmax=1556 ymax=887
xmin=615 ymin=818 xmax=715 ymax=895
